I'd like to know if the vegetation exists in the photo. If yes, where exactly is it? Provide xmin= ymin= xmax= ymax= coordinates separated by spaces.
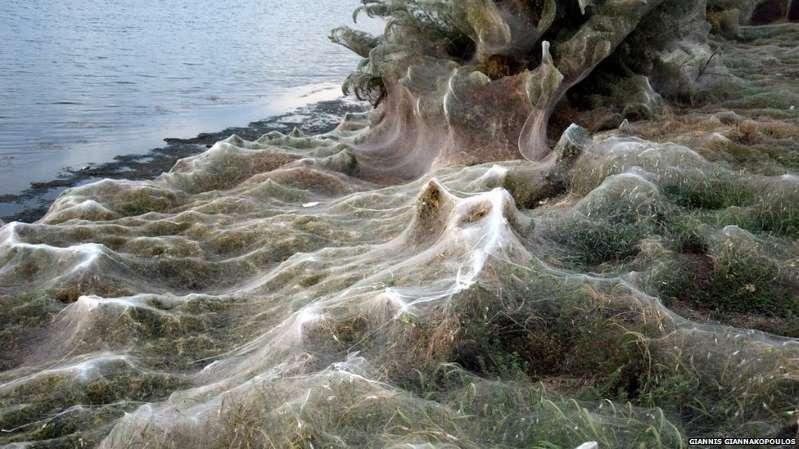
xmin=1 ymin=1 xmax=798 ymax=448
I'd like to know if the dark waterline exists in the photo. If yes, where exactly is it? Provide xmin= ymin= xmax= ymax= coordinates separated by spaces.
xmin=0 ymin=98 xmax=369 ymax=223
xmin=0 ymin=0 xmax=378 ymax=196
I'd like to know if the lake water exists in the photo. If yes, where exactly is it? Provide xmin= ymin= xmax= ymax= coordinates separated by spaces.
xmin=0 ymin=0 xmax=378 ymax=195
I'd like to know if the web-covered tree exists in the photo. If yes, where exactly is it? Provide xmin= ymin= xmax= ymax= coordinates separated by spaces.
xmin=331 ymin=0 xmax=720 ymax=177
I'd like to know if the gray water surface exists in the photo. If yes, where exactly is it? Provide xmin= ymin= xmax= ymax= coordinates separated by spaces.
xmin=0 ymin=0 xmax=376 ymax=195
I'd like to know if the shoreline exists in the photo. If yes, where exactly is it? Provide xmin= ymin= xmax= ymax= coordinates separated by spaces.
xmin=0 ymin=98 xmax=367 ymax=223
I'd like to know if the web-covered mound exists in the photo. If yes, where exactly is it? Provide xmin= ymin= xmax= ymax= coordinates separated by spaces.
xmin=0 ymin=114 xmax=797 ymax=448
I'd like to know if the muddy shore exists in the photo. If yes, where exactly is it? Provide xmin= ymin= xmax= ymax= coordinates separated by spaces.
xmin=0 ymin=98 xmax=367 ymax=223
